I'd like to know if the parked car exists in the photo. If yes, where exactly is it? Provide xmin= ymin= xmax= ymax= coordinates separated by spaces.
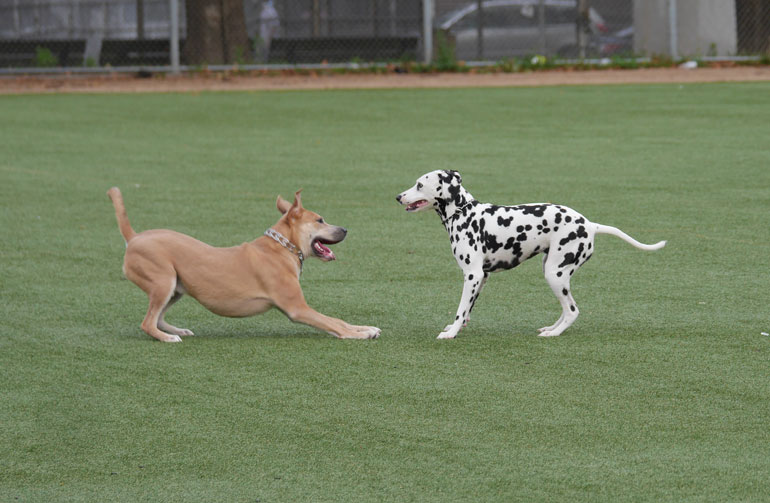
xmin=436 ymin=0 xmax=609 ymax=61
xmin=596 ymin=26 xmax=633 ymax=57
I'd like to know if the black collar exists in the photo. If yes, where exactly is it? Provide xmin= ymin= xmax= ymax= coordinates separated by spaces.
xmin=441 ymin=200 xmax=474 ymax=226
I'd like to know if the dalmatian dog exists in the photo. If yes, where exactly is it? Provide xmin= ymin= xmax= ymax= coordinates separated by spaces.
xmin=396 ymin=170 xmax=666 ymax=339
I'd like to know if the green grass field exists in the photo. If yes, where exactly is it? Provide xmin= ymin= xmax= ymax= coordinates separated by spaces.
xmin=1 ymin=82 xmax=769 ymax=502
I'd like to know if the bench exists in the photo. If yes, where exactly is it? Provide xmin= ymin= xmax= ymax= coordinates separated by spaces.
xmin=268 ymin=36 xmax=419 ymax=63
xmin=0 ymin=39 xmax=86 ymax=68
xmin=99 ymin=39 xmax=184 ymax=66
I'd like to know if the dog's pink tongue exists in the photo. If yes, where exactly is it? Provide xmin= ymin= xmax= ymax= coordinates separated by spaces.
xmin=315 ymin=241 xmax=335 ymax=260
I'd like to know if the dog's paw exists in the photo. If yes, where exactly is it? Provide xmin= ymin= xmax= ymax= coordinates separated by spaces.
xmin=341 ymin=327 xmax=380 ymax=340
xmin=361 ymin=326 xmax=381 ymax=339
xmin=178 ymin=329 xmax=194 ymax=336
xmin=537 ymin=330 xmax=560 ymax=338
xmin=437 ymin=331 xmax=456 ymax=340
xmin=353 ymin=325 xmax=380 ymax=339
xmin=162 ymin=334 xmax=183 ymax=343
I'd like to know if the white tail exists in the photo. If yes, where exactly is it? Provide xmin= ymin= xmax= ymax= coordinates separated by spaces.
xmin=594 ymin=224 xmax=666 ymax=251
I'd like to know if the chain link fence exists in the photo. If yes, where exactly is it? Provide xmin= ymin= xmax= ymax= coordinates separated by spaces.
xmin=0 ymin=0 xmax=767 ymax=72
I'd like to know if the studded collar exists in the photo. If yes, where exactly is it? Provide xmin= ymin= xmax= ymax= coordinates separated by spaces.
xmin=264 ymin=228 xmax=304 ymax=275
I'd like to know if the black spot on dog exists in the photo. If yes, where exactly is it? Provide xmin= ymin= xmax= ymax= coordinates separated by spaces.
xmin=484 ymin=233 xmax=505 ymax=254
xmin=570 ymin=305 xmax=576 ymax=312
xmin=562 ymin=288 xmax=568 ymax=296
xmin=497 ymin=215 xmax=514 ymax=227
xmin=519 ymin=204 xmax=549 ymax=218
xmin=554 ymin=213 xmax=562 ymax=224
xmin=559 ymin=232 xmax=578 ymax=246
xmin=484 ymin=258 xmax=520 ymax=272
xmin=468 ymin=274 xmax=474 ymax=280
xmin=557 ymin=271 xmax=563 ymax=277
xmin=565 ymin=216 xmax=572 ymax=223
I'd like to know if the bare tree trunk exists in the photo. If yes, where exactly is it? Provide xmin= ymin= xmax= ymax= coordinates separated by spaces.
xmin=222 ymin=0 xmax=249 ymax=61
xmin=184 ymin=0 xmax=249 ymax=65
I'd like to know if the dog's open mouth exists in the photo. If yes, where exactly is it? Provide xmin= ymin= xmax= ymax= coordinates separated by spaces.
xmin=406 ymin=200 xmax=429 ymax=212
xmin=312 ymin=237 xmax=339 ymax=261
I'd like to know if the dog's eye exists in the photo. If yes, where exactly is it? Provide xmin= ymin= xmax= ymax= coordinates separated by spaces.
xmin=417 ymin=183 xmax=423 ymax=190
xmin=317 ymin=218 xmax=324 ymax=223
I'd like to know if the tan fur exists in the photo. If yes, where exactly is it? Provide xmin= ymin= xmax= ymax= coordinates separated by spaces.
xmin=107 ymin=187 xmax=380 ymax=342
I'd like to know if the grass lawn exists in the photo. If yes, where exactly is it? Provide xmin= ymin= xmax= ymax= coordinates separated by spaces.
xmin=1 ymin=82 xmax=769 ymax=502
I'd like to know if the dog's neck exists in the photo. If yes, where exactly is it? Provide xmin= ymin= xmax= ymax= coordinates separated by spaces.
xmin=263 ymin=222 xmax=304 ymax=275
xmin=436 ymin=187 xmax=475 ymax=227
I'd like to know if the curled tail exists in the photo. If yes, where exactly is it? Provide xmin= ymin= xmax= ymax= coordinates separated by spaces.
xmin=107 ymin=187 xmax=136 ymax=243
xmin=594 ymin=224 xmax=666 ymax=251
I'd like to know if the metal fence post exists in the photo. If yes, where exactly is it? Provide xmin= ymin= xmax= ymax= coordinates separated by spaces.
xmin=422 ymin=0 xmax=433 ymax=63
xmin=169 ymin=0 xmax=180 ymax=73
xmin=577 ymin=0 xmax=588 ymax=59
xmin=669 ymin=0 xmax=679 ymax=59
xmin=538 ymin=0 xmax=546 ymax=54
xmin=476 ymin=0 xmax=484 ymax=60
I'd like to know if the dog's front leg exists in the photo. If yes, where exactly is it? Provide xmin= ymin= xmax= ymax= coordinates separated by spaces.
xmin=274 ymin=286 xmax=380 ymax=339
xmin=438 ymin=268 xmax=484 ymax=340
xmin=289 ymin=305 xmax=380 ymax=339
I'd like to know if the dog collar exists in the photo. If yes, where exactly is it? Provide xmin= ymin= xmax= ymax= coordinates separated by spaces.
xmin=441 ymin=201 xmax=474 ymax=226
xmin=264 ymin=228 xmax=304 ymax=275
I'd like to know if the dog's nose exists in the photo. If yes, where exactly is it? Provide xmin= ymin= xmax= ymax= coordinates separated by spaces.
xmin=396 ymin=194 xmax=402 ymax=203
xmin=341 ymin=227 xmax=347 ymax=236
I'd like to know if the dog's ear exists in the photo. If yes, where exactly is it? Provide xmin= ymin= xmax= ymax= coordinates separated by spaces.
xmin=276 ymin=195 xmax=291 ymax=214
xmin=450 ymin=170 xmax=462 ymax=184
xmin=288 ymin=189 xmax=303 ymax=215
xmin=292 ymin=189 xmax=303 ymax=208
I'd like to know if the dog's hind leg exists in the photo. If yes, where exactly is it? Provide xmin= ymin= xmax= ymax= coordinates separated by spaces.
xmin=140 ymin=282 xmax=184 ymax=342
xmin=539 ymin=252 xmax=584 ymax=337
xmin=539 ymin=272 xmax=578 ymax=337
xmin=124 ymin=252 xmax=184 ymax=342
xmin=157 ymin=288 xmax=194 ymax=337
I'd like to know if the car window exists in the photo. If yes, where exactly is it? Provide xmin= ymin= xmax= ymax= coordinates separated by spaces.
xmin=482 ymin=5 xmax=538 ymax=29
xmin=545 ymin=5 xmax=576 ymax=24
xmin=454 ymin=10 xmax=478 ymax=30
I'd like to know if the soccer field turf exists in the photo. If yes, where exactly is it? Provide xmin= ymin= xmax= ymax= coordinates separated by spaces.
xmin=1 ymin=82 xmax=769 ymax=502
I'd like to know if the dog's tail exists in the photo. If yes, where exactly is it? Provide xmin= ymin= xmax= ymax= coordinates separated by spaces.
xmin=107 ymin=187 xmax=136 ymax=243
xmin=594 ymin=224 xmax=666 ymax=251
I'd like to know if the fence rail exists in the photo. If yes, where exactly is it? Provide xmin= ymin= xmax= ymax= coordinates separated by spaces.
xmin=0 ymin=0 xmax=766 ymax=73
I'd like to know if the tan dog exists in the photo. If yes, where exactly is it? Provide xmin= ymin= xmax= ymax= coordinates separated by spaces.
xmin=107 ymin=188 xmax=380 ymax=342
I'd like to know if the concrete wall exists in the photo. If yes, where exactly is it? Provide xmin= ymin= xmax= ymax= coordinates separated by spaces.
xmin=634 ymin=0 xmax=737 ymax=57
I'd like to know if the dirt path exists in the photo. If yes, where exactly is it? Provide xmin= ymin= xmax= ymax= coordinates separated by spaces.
xmin=1 ymin=66 xmax=769 ymax=94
